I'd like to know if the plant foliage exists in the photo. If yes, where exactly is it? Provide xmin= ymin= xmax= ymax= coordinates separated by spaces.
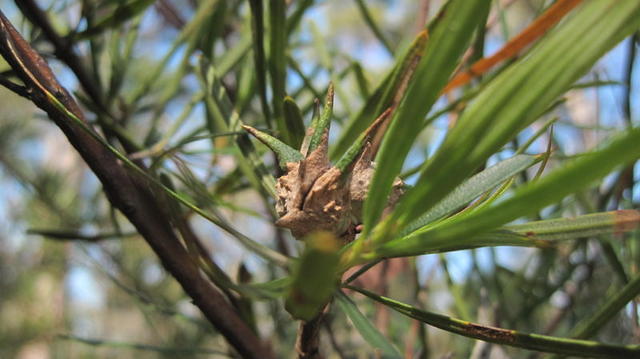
xmin=0 ymin=0 xmax=639 ymax=358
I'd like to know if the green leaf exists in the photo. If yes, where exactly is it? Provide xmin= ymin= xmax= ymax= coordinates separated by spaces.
xmin=269 ymin=0 xmax=288 ymax=141
xmin=351 ymin=62 xmax=370 ymax=99
xmin=515 ymin=117 xmax=558 ymax=155
xmin=128 ymin=0 xmax=223 ymax=104
xmin=384 ymin=210 xmax=640 ymax=255
xmin=197 ymin=59 xmax=277 ymax=198
xmin=215 ymin=32 xmax=252 ymax=77
xmin=401 ymin=154 xmax=540 ymax=236
xmin=377 ymin=127 xmax=640 ymax=259
xmin=23 ymin=65 xmax=289 ymax=267
xmin=242 ymin=125 xmax=303 ymax=169
xmin=288 ymin=57 xmax=323 ymax=100
xmin=362 ymin=0 xmax=492 ymax=236
xmin=248 ymin=0 xmax=272 ymax=128
xmin=349 ymin=286 xmax=640 ymax=358
xmin=389 ymin=0 xmax=640 ymax=235
xmin=285 ymin=232 xmax=341 ymax=320
xmin=283 ymin=96 xmax=306 ymax=149
xmin=240 ymin=277 xmax=293 ymax=300
xmin=354 ymin=0 xmax=393 ymax=54
xmin=197 ymin=0 xmax=228 ymax=57
xmin=75 ymin=0 xmax=155 ymax=39
xmin=286 ymin=0 xmax=315 ymax=36
xmin=503 ymin=210 xmax=640 ymax=242
xmin=335 ymin=291 xmax=402 ymax=358
xmin=331 ymin=30 xmax=428 ymax=159
xmin=569 ymin=273 xmax=640 ymax=340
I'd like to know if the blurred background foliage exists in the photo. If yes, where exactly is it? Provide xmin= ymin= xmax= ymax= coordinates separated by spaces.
xmin=0 ymin=0 xmax=638 ymax=358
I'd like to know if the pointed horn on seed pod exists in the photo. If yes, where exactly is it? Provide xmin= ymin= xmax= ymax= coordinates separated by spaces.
xmin=241 ymin=125 xmax=303 ymax=169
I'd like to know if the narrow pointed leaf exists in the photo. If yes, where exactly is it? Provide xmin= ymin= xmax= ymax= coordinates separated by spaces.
xmin=197 ymin=59 xmax=277 ymax=198
xmin=0 ymin=14 xmax=289 ymax=268
xmin=383 ymin=210 xmax=640 ymax=256
xmin=363 ymin=0 xmax=492 ymax=235
xmin=504 ymin=210 xmax=640 ymax=241
xmin=351 ymin=62 xmax=370 ymax=99
xmin=335 ymin=291 xmax=402 ymax=358
xmin=443 ymin=0 xmax=584 ymax=93
xmin=216 ymin=32 xmax=252 ymax=77
xmin=269 ymin=0 xmax=288 ymax=140
xmin=377 ymin=127 xmax=640 ymax=258
xmin=75 ymin=0 xmax=155 ymax=39
xmin=128 ymin=0 xmax=221 ymax=103
xmin=241 ymin=277 xmax=293 ymax=300
xmin=401 ymin=154 xmax=540 ymax=236
xmin=390 ymin=0 xmax=640 ymax=235
xmin=569 ymin=273 xmax=640 ymax=340
xmin=283 ymin=96 xmax=306 ymax=149
xmin=331 ymin=30 xmax=428 ymax=159
xmin=354 ymin=0 xmax=393 ymax=54
xmin=286 ymin=0 xmax=314 ymax=35
xmin=248 ymin=0 xmax=272 ymax=128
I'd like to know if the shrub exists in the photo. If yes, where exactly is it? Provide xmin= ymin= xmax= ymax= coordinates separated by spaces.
xmin=0 ymin=0 xmax=639 ymax=358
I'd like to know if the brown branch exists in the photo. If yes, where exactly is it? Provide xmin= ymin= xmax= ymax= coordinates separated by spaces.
xmin=26 ymin=228 xmax=137 ymax=242
xmin=0 ymin=74 xmax=29 ymax=98
xmin=0 ymin=10 xmax=270 ymax=359
xmin=296 ymin=312 xmax=325 ymax=359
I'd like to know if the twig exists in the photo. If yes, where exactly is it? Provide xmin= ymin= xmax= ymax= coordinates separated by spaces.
xmin=27 ymin=228 xmax=137 ymax=242
xmin=0 ymin=74 xmax=29 ymax=98
xmin=58 ymin=334 xmax=231 ymax=356
xmin=296 ymin=312 xmax=325 ymax=359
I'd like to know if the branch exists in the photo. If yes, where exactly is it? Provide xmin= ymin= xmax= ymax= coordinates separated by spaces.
xmin=296 ymin=313 xmax=325 ymax=359
xmin=26 ymin=228 xmax=137 ymax=242
xmin=0 ymin=10 xmax=270 ymax=359
xmin=0 ymin=74 xmax=29 ymax=98
xmin=58 ymin=334 xmax=230 ymax=356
